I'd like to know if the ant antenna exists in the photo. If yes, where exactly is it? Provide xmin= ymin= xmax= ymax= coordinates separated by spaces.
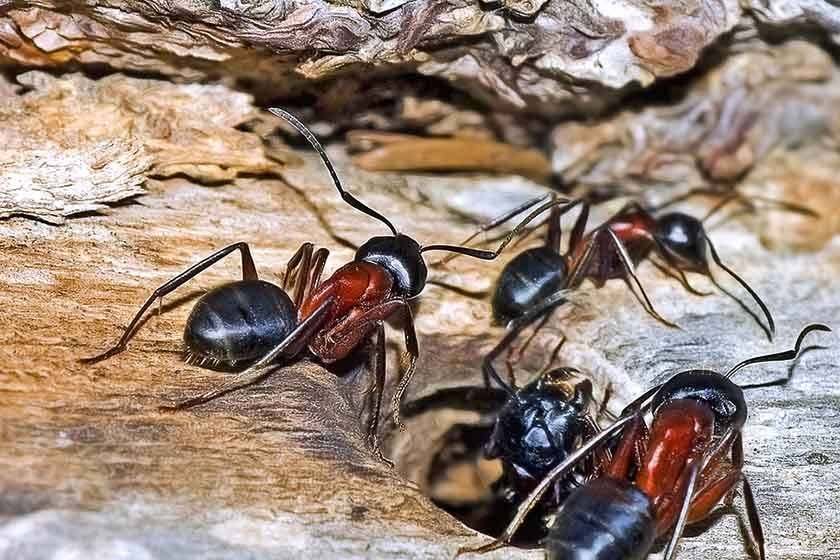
xmin=269 ymin=108 xmax=399 ymax=236
xmin=705 ymin=235 xmax=775 ymax=337
xmin=421 ymin=197 xmax=575 ymax=259
xmin=725 ymin=323 xmax=831 ymax=378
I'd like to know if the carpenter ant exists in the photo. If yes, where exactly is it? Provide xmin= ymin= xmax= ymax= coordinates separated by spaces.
xmin=460 ymin=323 xmax=831 ymax=558
xmin=480 ymin=329 xmax=609 ymax=543
xmin=400 ymin=327 xmax=606 ymax=542
xmin=446 ymin=191 xmax=815 ymax=342
xmin=80 ymin=109 xmax=570 ymax=462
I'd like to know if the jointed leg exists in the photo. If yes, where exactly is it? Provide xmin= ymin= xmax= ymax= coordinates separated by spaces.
xmin=301 ymin=248 xmax=330 ymax=308
xmin=602 ymin=228 xmax=680 ymax=329
xmin=536 ymin=331 xmax=567 ymax=376
xmin=313 ymin=298 xmax=419 ymax=431
xmin=662 ymin=458 xmax=703 ymax=560
xmin=367 ymin=322 xmax=393 ymax=466
xmin=733 ymin=433 xmax=766 ymax=560
xmin=81 ymin=242 xmax=258 ymax=364
xmin=391 ymin=303 xmax=419 ymax=431
xmin=286 ymin=243 xmax=314 ymax=307
xmin=567 ymin=201 xmax=590 ymax=255
xmin=649 ymin=256 xmax=712 ymax=296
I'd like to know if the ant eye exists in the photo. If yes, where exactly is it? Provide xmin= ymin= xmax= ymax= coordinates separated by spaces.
xmin=656 ymin=212 xmax=708 ymax=269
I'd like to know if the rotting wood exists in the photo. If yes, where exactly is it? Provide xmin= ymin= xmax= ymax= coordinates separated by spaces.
xmin=0 ymin=152 xmax=837 ymax=559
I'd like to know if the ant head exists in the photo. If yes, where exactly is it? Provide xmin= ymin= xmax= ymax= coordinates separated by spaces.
xmin=356 ymin=234 xmax=427 ymax=298
xmin=532 ymin=367 xmax=593 ymax=411
xmin=652 ymin=369 xmax=747 ymax=434
xmin=655 ymin=212 xmax=708 ymax=271
xmin=486 ymin=366 xmax=593 ymax=479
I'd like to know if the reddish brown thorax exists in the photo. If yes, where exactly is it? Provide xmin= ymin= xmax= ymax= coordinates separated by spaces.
xmin=567 ymin=207 xmax=658 ymax=283
xmin=298 ymin=261 xmax=394 ymax=325
xmin=607 ymin=208 xmax=657 ymax=247
xmin=636 ymin=399 xmax=715 ymax=533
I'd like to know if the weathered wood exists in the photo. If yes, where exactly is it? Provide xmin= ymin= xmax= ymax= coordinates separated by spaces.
xmin=0 ymin=148 xmax=838 ymax=558
xmin=1 ymin=2 xmax=839 ymax=558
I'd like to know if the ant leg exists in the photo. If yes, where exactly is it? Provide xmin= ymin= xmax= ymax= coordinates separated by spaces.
xmin=602 ymin=228 xmax=680 ymax=329
xmin=597 ymin=381 xmax=618 ymax=421
xmin=733 ymin=433 xmax=766 ymax=560
xmin=160 ymin=301 xmax=332 ymax=411
xmin=282 ymin=242 xmax=313 ymax=292
xmin=582 ymin=417 xmax=610 ymax=477
xmin=662 ymin=458 xmax=703 ymax=560
xmin=482 ymin=293 xmax=567 ymax=393
xmin=300 ymin=248 xmax=330 ymax=308
xmin=367 ymin=322 xmax=393 ymax=467
xmin=81 ymin=242 xmax=259 ymax=364
xmin=649 ymin=257 xmax=712 ymax=296
xmin=314 ymin=299 xmax=419 ymax=432
xmin=288 ymin=243 xmax=314 ymax=308
xmin=508 ymin=307 xmax=566 ymax=370
xmin=536 ymin=330 xmax=566 ymax=376
xmin=604 ymin=412 xmax=645 ymax=480
xmin=567 ymin=200 xmax=590 ymax=255
xmin=483 ymin=327 xmax=523 ymax=394
xmin=391 ymin=303 xmax=419 ymax=431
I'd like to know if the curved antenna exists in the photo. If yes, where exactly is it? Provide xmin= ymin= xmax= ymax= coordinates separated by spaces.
xmin=725 ymin=323 xmax=831 ymax=379
xmin=705 ymin=234 xmax=775 ymax=337
xmin=421 ymin=198 xmax=575 ymax=259
xmin=269 ymin=108 xmax=398 ymax=236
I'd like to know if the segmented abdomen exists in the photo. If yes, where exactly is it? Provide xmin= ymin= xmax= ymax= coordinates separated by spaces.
xmin=183 ymin=280 xmax=297 ymax=367
xmin=545 ymin=478 xmax=655 ymax=560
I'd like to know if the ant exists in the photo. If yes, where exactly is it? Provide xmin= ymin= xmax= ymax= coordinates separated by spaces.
xmin=80 ymin=108 xmax=568 ymax=463
xmin=460 ymin=323 xmax=831 ymax=559
xmin=478 ymin=326 xmax=611 ymax=543
xmin=443 ymin=190 xmax=816 ymax=345
xmin=397 ymin=325 xmax=607 ymax=542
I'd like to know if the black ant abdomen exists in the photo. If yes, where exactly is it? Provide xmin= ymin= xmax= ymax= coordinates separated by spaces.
xmin=545 ymin=477 xmax=655 ymax=560
xmin=183 ymin=279 xmax=298 ymax=368
xmin=492 ymin=246 xmax=568 ymax=324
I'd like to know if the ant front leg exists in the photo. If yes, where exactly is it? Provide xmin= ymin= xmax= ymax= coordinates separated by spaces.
xmin=733 ymin=433 xmax=766 ymax=560
xmin=314 ymin=298 xmax=419 ymax=432
xmin=366 ymin=322 xmax=393 ymax=467
xmin=81 ymin=242 xmax=259 ymax=364
xmin=601 ymin=228 xmax=680 ymax=329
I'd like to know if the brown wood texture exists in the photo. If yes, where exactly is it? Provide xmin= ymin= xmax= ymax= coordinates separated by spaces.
xmin=1 ymin=148 xmax=839 ymax=558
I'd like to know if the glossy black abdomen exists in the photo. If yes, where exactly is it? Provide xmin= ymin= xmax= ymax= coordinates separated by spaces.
xmin=492 ymin=247 xmax=568 ymax=324
xmin=545 ymin=478 xmax=655 ymax=560
xmin=183 ymin=280 xmax=297 ymax=367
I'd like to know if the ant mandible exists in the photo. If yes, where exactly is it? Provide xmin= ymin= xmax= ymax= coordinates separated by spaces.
xmin=443 ymin=191 xmax=814 ymax=344
xmin=81 ymin=109 xmax=570 ymax=463
xmin=461 ymin=323 xmax=831 ymax=559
